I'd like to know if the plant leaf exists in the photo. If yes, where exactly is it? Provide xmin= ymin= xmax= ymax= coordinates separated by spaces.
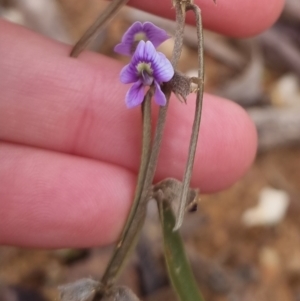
xmin=158 ymin=199 xmax=205 ymax=301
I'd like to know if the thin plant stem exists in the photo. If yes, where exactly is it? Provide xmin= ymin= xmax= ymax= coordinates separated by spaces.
xmin=122 ymin=90 xmax=153 ymax=234
xmin=101 ymin=90 xmax=153 ymax=288
xmin=134 ymin=2 xmax=188 ymax=242
xmin=172 ymin=1 xmax=187 ymax=67
xmin=70 ymin=0 xmax=129 ymax=57
xmin=174 ymin=4 xmax=204 ymax=230
xmin=136 ymin=91 xmax=171 ymax=209
xmin=101 ymin=87 xmax=172 ymax=289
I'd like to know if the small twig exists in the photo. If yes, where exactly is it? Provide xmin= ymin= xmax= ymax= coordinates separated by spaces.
xmin=171 ymin=1 xmax=187 ymax=67
xmin=101 ymin=90 xmax=172 ymax=291
xmin=70 ymin=0 xmax=129 ymax=57
xmin=100 ymin=89 xmax=153 ymax=289
xmin=174 ymin=4 xmax=204 ymax=230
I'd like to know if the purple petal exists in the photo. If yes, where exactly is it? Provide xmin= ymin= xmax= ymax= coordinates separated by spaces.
xmin=144 ymin=40 xmax=157 ymax=62
xmin=126 ymin=81 xmax=145 ymax=108
xmin=114 ymin=43 xmax=131 ymax=56
xmin=152 ymin=52 xmax=174 ymax=83
xmin=131 ymin=41 xmax=157 ymax=66
xmin=120 ymin=63 xmax=138 ymax=84
xmin=154 ymin=81 xmax=167 ymax=106
xmin=131 ymin=40 xmax=146 ymax=65
xmin=114 ymin=21 xmax=170 ymax=56
xmin=114 ymin=21 xmax=143 ymax=55
xmin=143 ymin=22 xmax=170 ymax=48
xmin=130 ymin=41 xmax=173 ymax=84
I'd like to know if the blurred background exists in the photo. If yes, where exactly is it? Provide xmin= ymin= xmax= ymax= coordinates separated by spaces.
xmin=1 ymin=0 xmax=300 ymax=301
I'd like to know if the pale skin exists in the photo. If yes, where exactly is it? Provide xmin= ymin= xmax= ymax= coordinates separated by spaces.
xmin=0 ymin=0 xmax=284 ymax=248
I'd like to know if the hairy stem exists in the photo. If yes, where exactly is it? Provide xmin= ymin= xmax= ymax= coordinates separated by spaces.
xmin=100 ymin=90 xmax=153 ymax=289
xmin=171 ymin=1 xmax=187 ymax=67
xmin=174 ymin=4 xmax=204 ymax=230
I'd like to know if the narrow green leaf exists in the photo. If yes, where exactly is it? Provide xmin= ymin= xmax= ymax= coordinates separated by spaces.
xmin=159 ymin=200 xmax=205 ymax=301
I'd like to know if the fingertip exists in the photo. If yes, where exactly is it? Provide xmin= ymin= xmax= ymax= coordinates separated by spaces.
xmin=128 ymin=0 xmax=284 ymax=37
xmin=156 ymin=94 xmax=257 ymax=193
xmin=195 ymin=94 xmax=257 ymax=192
xmin=0 ymin=144 xmax=135 ymax=248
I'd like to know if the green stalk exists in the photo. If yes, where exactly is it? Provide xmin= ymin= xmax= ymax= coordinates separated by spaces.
xmin=158 ymin=199 xmax=205 ymax=301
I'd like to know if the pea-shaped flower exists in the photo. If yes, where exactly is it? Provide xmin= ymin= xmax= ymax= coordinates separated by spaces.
xmin=114 ymin=21 xmax=170 ymax=56
xmin=120 ymin=40 xmax=174 ymax=108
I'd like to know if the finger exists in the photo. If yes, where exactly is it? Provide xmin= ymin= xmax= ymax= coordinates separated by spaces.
xmin=0 ymin=20 xmax=257 ymax=192
xmin=0 ymin=142 xmax=135 ymax=248
xmin=128 ymin=0 xmax=284 ymax=37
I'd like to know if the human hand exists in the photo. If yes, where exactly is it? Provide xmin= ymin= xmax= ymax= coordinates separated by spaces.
xmin=0 ymin=0 xmax=284 ymax=248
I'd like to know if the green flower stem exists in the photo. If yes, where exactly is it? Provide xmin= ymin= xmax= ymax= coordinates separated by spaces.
xmin=158 ymin=198 xmax=205 ymax=301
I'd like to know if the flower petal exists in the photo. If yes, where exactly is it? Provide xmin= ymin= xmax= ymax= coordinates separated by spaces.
xmin=131 ymin=40 xmax=157 ymax=66
xmin=114 ymin=22 xmax=143 ymax=55
xmin=131 ymin=40 xmax=146 ymax=66
xmin=152 ymin=52 xmax=174 ymax=83
xmin=143 ymin=22 xmax=170 ymax=48
xmin=144 ymin=40 xmax=157 ymax=62
xmin=114 ymin=22 xmax=170 ymax=56
xmin=129 ymin=41 xmax=173 ymax=84
xmin=120 ymin=63 xmax=138 ymax=84
xmin=125 ymin=80 xmax=145 ymax=108
xmin=114 ymin=43 xmax=131 ymax=56
xmin=154 ymin=81 xmax=167 ymax=106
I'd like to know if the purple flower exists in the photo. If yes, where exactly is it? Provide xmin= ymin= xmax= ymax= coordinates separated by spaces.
xmin=120 ymin=40 xmax=174 ymax=108
xmin=114 ymin=21 xmax=170 ymax=56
